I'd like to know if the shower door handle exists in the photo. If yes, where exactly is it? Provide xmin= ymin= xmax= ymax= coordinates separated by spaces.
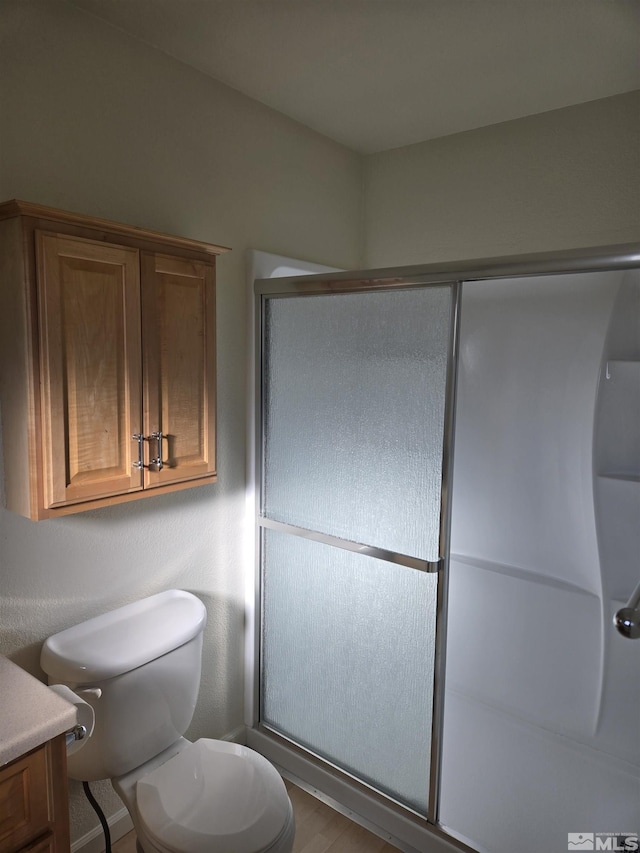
xmin=614 ymin=580 xmax=640 ymax=639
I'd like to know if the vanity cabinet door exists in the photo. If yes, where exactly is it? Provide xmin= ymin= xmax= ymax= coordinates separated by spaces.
xmin=0 ymin=747 xmax=49 ymax=853
xmin=0 ymin=737 xmax=70 ymax=853
xmin=141 ymin=253 xmax=216 ymax=487
xmin=36 ymin=233 xmax=144 ymax=508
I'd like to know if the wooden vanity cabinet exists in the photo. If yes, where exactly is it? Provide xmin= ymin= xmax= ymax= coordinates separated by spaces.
xmin=0 ymin=200 xmax=228 ymax=520
xmin=0 ymin=736 xmax=70 ymax=853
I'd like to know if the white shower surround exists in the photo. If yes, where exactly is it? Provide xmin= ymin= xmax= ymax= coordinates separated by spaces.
xmin=441 ymin=269 xmax=640 ymax=853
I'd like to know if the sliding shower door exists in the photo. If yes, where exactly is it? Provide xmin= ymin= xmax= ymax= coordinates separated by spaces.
xmin=255 ymin=280 xmax=459 ymax=820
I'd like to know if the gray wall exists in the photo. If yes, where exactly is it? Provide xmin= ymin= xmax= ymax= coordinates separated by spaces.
xmin=0 ymin=0 xmax=362 ymax=839
xmin=364 ymin=91 xmax=640 ymax=267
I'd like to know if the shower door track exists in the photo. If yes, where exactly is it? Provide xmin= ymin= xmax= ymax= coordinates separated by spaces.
xmin=247 ymin=242 xmax=640 ymax=853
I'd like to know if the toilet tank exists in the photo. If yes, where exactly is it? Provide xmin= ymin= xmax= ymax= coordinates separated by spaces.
xmin=40 ymin=590 xmax=207 ymax=781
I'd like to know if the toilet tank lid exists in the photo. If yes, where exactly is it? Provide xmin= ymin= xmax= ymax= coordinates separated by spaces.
xmin=40 ymin=590 xmax=207 ymax=683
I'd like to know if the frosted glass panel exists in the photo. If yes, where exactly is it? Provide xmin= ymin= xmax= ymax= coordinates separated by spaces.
xmin=263 ymin=288 xmax=452 ymax=560
xmin=261 ymin=528 xmax=438 ymax=814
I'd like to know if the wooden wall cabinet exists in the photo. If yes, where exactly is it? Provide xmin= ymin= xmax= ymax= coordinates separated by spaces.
xmin=0 ymin=736 xmax=70 ymax=853
xmin=0 ymin=201 xmax=229 ymax=520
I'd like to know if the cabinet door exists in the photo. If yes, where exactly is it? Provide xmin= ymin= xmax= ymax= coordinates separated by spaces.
xmin=37 ymin=233 xmax=143 ymax=507
xmin=0 ymin=746 xmax=50 ymax=853
xmin=141 ymin=253 xmax=216 ymax=488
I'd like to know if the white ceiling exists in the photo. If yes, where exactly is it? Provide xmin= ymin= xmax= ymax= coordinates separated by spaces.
xmin=69 ymin=0 xmax=640 ymax=153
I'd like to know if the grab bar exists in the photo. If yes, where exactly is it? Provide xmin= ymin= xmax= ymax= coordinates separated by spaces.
xmin=614 ymin=580 xmax=640 ymax=639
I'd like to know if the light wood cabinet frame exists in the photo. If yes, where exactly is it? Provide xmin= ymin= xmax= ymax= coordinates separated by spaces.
xmin=0 ymin=200 xmax=229 ymax=520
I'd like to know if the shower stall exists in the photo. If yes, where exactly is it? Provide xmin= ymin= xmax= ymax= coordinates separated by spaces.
xmin=247 ymin=247 xmax=640 ymax=853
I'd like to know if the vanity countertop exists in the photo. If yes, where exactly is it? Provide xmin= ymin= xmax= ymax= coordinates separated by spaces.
xmin=0 ymin=654 xmax=76 ymax=767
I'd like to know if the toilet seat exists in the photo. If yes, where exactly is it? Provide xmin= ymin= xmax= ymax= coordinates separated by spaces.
xmin=136 ymin=739 xmax=292 ymax=853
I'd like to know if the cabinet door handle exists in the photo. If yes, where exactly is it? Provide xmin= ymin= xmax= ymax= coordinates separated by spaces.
xmin=132 ymin=433 xmax=145 ymax=470
xmin=150 ymin=431 xmax=164 ymax=471
xmin=132 ymin=433 xmax=163 ymax=471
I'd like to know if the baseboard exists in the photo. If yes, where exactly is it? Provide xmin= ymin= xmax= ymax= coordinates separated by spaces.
xmin=71 ymin=807 xmax=133 ymax=853
xmin=221 ymin=724 xmax=247 ymax=744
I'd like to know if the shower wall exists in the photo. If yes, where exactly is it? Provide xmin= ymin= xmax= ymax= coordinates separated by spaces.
xmin=440 ymin=270 xmax=640 ymax=853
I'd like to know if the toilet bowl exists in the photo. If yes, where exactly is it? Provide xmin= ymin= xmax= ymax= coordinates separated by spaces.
xmin=40 ymin=590 xmax=295 ymax=853
xmin=114 ymin=739 xmax=295 ymax=853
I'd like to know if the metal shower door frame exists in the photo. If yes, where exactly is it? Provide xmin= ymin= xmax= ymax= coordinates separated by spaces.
xmin=247 ymin=242 xmax=640 ymax=853
xmin=252 ymin=272 xmax=461 ymax=829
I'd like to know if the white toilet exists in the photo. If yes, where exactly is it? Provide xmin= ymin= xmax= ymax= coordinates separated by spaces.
xmin=41 ymin=589 xmax=295 ymax=853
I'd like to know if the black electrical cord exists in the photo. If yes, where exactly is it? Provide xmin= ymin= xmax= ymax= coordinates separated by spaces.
xmin=82 ymin=781 xmax=112 ymax=853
